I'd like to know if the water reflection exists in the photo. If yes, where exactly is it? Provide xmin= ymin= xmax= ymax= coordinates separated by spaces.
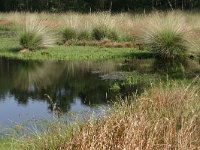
xmin=0 ymin=57 xmax=122 ymax=113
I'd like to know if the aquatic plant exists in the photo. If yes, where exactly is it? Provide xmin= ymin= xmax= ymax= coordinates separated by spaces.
xmin=109 ymin=82 xmax=121 ymax=92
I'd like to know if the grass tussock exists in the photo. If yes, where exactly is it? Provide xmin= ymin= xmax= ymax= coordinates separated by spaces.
xmin=92 ymin=26 xmax=118 ymax=41
xmin=77 ymin=31 xmax=91 ymax=40
xmin=134 ymin=12 xmax=197 ymax=59
xmin=62 ymin=28 xmax=77 ymax=42
xmin=20 ymin=15 xmax=57 ymax=50
xmin=17 ymin=82 xmax=200 ymax=150
xmin=2 ymin=11 xmax=200 ymax=51
xmin=2 ymin=12 xmax=135 ymax=42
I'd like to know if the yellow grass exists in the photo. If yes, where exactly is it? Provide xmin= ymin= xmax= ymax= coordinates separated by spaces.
xmin=0 ymin=12 xmax=136 ymax=37
xmin=1 ymin=11 xmax=200 ymax=50
xmin=1 ymin=11 xmax=200 ymax=35
xmin=17 ymin=81 xmax=200 ymax=150
xmin=66 ymin=83 xmax=200 ymax=150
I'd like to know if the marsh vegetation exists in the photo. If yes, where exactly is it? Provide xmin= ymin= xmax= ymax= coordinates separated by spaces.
xmin=1 ymin=11 xmax=200 ymax=150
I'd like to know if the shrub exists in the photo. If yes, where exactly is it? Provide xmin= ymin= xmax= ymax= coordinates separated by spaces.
xmin=19 ymin=15 xmax=57 ymax=50
xmin=78 ymin=31 xmax=91 ymax=40
xmin=62 ymin=28 xmax=76 ymax=41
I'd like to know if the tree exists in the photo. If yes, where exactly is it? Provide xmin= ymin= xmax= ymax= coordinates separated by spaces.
xmin=0 ymin=0 xmax=200 ymax=12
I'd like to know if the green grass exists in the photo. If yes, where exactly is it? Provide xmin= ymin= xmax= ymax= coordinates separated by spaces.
xmin=0 ymin=38 xmax=147 ymax=61
xmin=0 ymin=139 xmax=15 ymax=150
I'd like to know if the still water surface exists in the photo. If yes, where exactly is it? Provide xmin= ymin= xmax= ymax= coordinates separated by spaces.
xmin=0 ymin=57 xmax=124 ymax=129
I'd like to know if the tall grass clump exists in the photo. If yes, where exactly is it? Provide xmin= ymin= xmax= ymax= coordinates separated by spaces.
xmin=107 ymin=30 xmax=119 ymax=41
xmin=17 ymin=81 xmax=200 ymax=150
xmin=77 ymin=31 xmax=91 ymax=40
xmin=92 ymin=26 xmax=118 ymax=41
xmin=62 ymin=28 xmax=76 ymax=42
xmin=64 ymin=83 xmax=200 ymax=150
xmin=20 ymin=32 xmax=42 ymax=50
xmin=20 ymin=15 xmax=57 ymax=50
xmin=92 ymin=26 xmax=108 ymax=40
xmin=135 ymin=12 xmax=196 ymax=59
xmin=0 ymin=25 xmax=12 ymax=31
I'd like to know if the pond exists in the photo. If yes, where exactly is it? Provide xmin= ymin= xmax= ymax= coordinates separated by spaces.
xmin=0 ymin=57 xmax=137 ymax=133
xmin=1 ymin=56 xmax=199 ymax=137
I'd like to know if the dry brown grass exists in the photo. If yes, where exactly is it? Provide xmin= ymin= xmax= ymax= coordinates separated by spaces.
xmin=65 ymin=86 xmax=200 ymax=150
xmin=65 ymin=39 xmax=134 ymax=48
xmin=0 ymin=12 xmax=137 ymax=37
xmin=18 ymin=82 xmax=200 ymax=150
xmin=64 ymin=83 xmax=200 ymax=150
xmin=2 ymin=11 xmax=200 ymax=36
xmin=2 ymin=11 xmax=200 ymax=50
xmin=0 ymin=19 xmax=11 ymax=25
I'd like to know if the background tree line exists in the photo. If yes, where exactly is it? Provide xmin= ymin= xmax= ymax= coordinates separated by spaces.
xmin=0 ymin=0 xmax=200 ymax=12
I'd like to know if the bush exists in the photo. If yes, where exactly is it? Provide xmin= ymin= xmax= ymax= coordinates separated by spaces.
xmin=78 ymin=31 xmax=91 ymax=40
xmin=62 ymin=28 xmax=76 ymax=41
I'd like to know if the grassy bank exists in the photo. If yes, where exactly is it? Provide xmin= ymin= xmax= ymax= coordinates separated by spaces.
xmin=1 ymin=11 xmax=200 ymax=61
xmin=3 ymin=81 xmax=198 ymax=150
xmin=0 ymin=38 xmax=141 ymax=61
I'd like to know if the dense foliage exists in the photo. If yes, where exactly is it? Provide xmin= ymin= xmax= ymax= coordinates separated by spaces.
xmin=1 ymin=0 xmax=200 ymax=12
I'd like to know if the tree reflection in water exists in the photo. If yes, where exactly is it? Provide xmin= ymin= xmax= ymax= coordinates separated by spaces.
xmin=0 ymin=57 xmax=120 ymax=113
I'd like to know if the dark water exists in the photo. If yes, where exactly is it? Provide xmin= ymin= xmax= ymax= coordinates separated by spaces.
xmin=0 ymin=57 xmax=126 ymax=129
